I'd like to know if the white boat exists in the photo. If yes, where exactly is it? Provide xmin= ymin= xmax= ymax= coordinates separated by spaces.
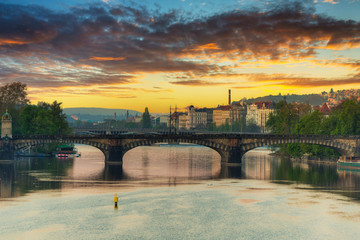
xmin=55 ymin=145 xmax=81 ymax=158
xmin=337 ymin=156 xmax=360 ymax=169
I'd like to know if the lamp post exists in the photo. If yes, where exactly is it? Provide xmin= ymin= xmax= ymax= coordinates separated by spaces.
xmin=297 ymin=107 xmax=300 ymax=135
xmin=169 ymin=105 xmax=172 ymax=134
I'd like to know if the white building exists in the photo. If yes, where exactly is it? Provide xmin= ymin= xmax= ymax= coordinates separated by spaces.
xmin=246 ymin=102 xmax=275 ymax=133
xmin=187 ymin=106 xmax=207 ymax=129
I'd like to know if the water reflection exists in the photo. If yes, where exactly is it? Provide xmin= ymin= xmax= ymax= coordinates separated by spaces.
xmin=2 ymin=144 xmax=360 ymax=201
xmin=0 ymin=162 xmax=15 ymax=198
xmin=241 ymin=149 xmax=279 ymax=180
xmin=122 ymin=144 xmax=221 ymax=180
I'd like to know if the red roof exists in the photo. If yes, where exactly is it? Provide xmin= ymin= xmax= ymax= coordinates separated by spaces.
xmin=320 ymin=103 xmax=331 ymax=115
xmin=217 ymin=105 xmax=231 ymax=110
xmin=254 ymin=101 xmax=275 ymax=109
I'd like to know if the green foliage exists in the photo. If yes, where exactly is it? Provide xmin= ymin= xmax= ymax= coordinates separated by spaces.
xmin=245 ymin=118 xmax=261 ymax=133
xmin=0 ymin=82 xmax=30 ymax=107
xmin=19 ymin=101 xmax=71 ymax=135
xmin=266 ymin=100 xmax=360 ymax=159
xmin=329 ymin=99 xmax=360 ymax=135
xmin=206 ymin=117 xmax=259 ymax=133
xmin=34 ymin=142 xmax=59 ymax=154
xmin=275 ymin=158 xmax=338 ymax=186
xmin=141 ymin=107 xmax=152 ymax=129
xmin=0 ymin=82 xmax=30 ymax=136
xmin=266 ymin=100 xmax=307 ymax=134
xmin=298 ymin=110 xmax=323 ymax=135
xmin=0 ymin=82 xmax=72 ymax=136
xmin=206 ymin=123 xmax=216 ymax=131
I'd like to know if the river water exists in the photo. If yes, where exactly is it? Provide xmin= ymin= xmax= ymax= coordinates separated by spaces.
xmin=1 ymin=144 xmax=360 ymax=239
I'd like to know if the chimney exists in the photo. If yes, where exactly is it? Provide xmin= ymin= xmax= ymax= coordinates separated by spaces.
xmin=228 ymin=89 xmax=231 ymax=105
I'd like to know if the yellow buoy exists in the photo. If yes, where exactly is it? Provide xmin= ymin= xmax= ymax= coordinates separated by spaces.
xmin=114 ymin=193 xmax=118 ymax=208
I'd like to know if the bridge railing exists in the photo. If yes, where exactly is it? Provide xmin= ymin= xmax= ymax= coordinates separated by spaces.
xmin=10 ymin=133 xmax=360 ymax=140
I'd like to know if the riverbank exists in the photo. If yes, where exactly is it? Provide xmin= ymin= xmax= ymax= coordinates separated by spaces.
xmin=269 ymin=151 xmax=338 ymax=165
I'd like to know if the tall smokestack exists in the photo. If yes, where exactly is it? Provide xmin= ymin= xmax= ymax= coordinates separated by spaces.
xmin=228 ymin=89 xmax=231 ymax=105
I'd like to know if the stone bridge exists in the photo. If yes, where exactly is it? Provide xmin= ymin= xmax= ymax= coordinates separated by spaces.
xmin=1 ymin=133 xmax=359 ymax=165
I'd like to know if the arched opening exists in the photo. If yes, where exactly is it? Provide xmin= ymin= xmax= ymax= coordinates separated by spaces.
xmin=240 ymin=140 xmax=347 ymax=180
xmin=15 ymin=143 xmax=107 ymax=181
xmin=68 ymin=144 xmax=105 ymax=180
xmin=122 ymin=143 xmax=221 ymax=180
xmin=241 ymin=146 xmax=278 ymax=180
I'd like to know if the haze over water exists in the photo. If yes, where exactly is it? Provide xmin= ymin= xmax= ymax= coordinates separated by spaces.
xmin=1 ymin=144 xmax=360 ymax=239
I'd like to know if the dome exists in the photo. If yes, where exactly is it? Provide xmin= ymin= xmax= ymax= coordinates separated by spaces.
xmin=2 ymin=110 xmax=12 ymax=120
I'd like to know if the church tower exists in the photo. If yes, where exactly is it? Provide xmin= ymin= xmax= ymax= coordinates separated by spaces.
xmin=1 ymin=110 xmax=12 ymax=138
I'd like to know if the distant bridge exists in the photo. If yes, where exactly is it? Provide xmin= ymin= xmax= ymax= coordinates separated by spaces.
xmin=1 ymin=133 xmax=359 ymax=165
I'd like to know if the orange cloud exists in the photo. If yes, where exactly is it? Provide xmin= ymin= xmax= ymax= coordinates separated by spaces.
xmin=322 ymin=0 xmax=339 ymax=4
xmin=0 ymin=38 xmax=29 ymax=45
xmin=89 ymin=56 xmax=126 ymax=61
xmin=188 ymin=43 xmax=220 ymax=51
xmin=170 ymin=79 xmax=234 ymax=86
xmin=245 ymin=73 xmax=360 ymax=88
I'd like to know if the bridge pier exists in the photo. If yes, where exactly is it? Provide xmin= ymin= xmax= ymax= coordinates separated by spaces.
xmin=219 ymin=148 xmax=243 ymax=164
xmin=0 ymin=140 xmax=14 ymax=160
xmin=219 ymin=164 xmax=242 ymax=178
xmin=105 ymin=146 xmax=124 ymax=165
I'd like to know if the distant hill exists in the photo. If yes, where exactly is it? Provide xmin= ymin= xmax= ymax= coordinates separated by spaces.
xmin=243 ymin=94 xmax=326 ymax=106
xmin=64 ymin=108 xmax=141 ymax=122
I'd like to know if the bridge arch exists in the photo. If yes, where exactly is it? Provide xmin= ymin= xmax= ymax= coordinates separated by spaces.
xmin=4 ymin=134 xmax=359 ymax=164
xmin=121 ymin=138 xmax=230 ymax=162
xmin=241 ymin=138 xmax=356 ymax=157
xmin=13 ymin=138 xmax=110 ymax=159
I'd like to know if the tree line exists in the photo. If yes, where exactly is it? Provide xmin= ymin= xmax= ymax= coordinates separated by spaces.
xmin=0 ymin=82 xmax=71 ymax=136
xmin=266 ymin=99 xmax=360 ymax=159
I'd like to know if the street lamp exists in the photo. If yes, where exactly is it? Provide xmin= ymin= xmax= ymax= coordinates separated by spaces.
xmin=297 ymin=107 xmax=300 ymax=135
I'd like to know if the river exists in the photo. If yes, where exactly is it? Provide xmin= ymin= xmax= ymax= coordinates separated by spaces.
xmin=1 ymin=144 xmax=360 ymax=239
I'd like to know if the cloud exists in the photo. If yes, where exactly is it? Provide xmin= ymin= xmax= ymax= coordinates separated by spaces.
xmin=246 ymin=73 xmax=360 ymax=87
xmin=89 ymin=56 xmax=126 ymax=61
xmin=0 ymin=1 xmax=360 ymax=90
xmin=170 ymin=79 xmax=234 ymax=86
xmin=232 ymin=86 xmax=256 ymax=89
xmin=322 ymin=0 xmax=339 ymax=4
xmin=0 ymin=4 xmax=57 ymax=46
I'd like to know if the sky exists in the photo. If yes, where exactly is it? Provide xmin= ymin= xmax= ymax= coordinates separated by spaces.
xmin=1 ymin=0 xmax=360 ymax=113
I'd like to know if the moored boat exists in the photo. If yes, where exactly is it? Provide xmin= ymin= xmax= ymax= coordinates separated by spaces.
xmin=55 ymin=144 xmax=81 ymax=158
xmin=337 ymin=156 xmax=360 ymax=169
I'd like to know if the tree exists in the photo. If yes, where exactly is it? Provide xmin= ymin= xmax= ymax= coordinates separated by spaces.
xmin=334 ymin=99 xmax=360 ymax=135
xmin=266 ymin=101 xmax=340 ymax=159
xmin=0 ymin=82 xmax=30 ymax=108
xmin=141 ymin=107 xmax=152 ymax=129
xmin=49 ymin=101 xmax=71 ymax=135
xmin=0 ymin=82 xmax=30 ymax=135
xmin=266 ymin=100 xmax=298 ymax=134
xmin=245 ymin=118 xmax=260 ymax=133
xmin=19 ymin=101 xmax=71 ymax=135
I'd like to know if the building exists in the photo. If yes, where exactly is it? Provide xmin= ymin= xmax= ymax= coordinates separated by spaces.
xmin=213 ymin=105 xmax=231 ymax=127
xmin=178 ymin=113 xmax=188 ymax=130
xmin=187 ymin=106 xmax=207 ymax=129
xmin=230 ymin=103 xmax=247 ymax=124
xmin=168 ymin=112 xmax=186 ymax=130
xmin=154 ymin=115 xmax=168 ymax=127
xmin=246 ymin=102 xmax=275 ymax=133
xmin=167 ymin=106 xmax=210 ymax=130
xmin=313 ymin=102 xmax=332 ymax=117
xmin=1 ymin=110 xmax=12 ymax=138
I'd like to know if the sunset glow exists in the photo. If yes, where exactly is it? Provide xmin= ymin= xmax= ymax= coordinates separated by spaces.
xmin=1 ymin=0 xmax=360 ymax=112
